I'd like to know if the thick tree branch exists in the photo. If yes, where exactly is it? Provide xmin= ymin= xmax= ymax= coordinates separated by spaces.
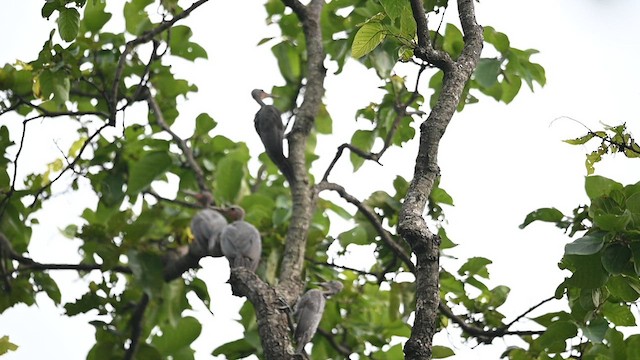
xmin=277 ymin=0 xmax=326 ymax=294
xmin=399 ymin=1 xmax=483 ymax=358
xmin=229 ymin=268 xmax=293 ymax=358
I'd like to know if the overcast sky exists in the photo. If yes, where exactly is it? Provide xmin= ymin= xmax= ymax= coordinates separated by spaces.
xmin=1 ymin=0 xmax=639 ymax=359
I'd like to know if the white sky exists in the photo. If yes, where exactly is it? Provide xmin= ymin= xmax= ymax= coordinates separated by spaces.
xmin=1 ymin=0 xmax=640 ymax=359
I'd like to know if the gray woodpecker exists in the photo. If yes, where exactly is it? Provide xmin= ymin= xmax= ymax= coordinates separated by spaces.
xmin=294 ymin=280 xmax=344 ymax=355
xmin=189 ymin=208 xmax=228 ymax=258
xmin=251 ymin=89 xmax=294 ymax=181
xmin=219 ymin=206 xmax=262 ymax=272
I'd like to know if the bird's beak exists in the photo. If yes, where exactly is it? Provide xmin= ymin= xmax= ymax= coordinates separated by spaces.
xmin=262 ymin=91 xmax=278 ymax=99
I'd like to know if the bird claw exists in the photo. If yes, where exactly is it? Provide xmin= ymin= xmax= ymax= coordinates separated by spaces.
xmin=277 ymin=296 xmax=293 ymax=313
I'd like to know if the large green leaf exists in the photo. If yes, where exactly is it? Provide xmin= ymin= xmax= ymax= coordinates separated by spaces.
xmin=475 ymin=58 xmax=502 ymax=88
xmin=601 ymin=244 xmax=631 ymax=275
xmin=602 ymin=301 xmax=636 ymax=326
xmin=564 ymin=254 xmax=609 ymax=289
xmin=352 ymin=22 xmax=386 ymax=59
xmin=349 ymin=129 xmax=375 ymax=171
xmin=82 ymin=0 xmax=112 ymax=33
xmin=127 ymin=151 xmax=173 ymax=194
xmin=57 ymin=7 xmax=80 ymax=42
xmin=564 ymin=234 xmax=604 ymax=255
xmin=585 ymin=175 xmax=623 ymax=200
xmin=153 ymin=316 xmax=202 ymax=355
xmin=582 ymin=318 xmax=608 ymax=344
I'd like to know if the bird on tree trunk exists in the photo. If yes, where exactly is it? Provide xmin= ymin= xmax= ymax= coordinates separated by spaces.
xmin=294 ymin=280 xmax=344 ymax=355
xmin=189 ymin=208 xmax=227 ymax=258
xmin=219 ymin=206 xmax=262 ymax=272
xmin=251 ymin=89 xmax=294 ymax=182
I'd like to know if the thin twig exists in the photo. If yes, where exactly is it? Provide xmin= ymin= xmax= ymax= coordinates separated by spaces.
xmin=109 ymin=0 xmax=210 ymax=125
xmin=317 ymin=328 xmax=352 ymax=356
xmin=124 ymin=293 xmax=150 ymax=360
xmin=29 ymin=123 xmax=110 ymax=208
xmin=315 ymin=181 xmax=415 ymax=273
xmin=146 ymin=93 xmax=212 ymax=202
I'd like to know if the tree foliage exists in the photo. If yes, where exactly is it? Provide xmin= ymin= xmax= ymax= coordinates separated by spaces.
xmin=0 ymin=0 xmax=636 ymax=359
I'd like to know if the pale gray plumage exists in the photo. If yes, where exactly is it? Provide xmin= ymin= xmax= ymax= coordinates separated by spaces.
xmin=251 ymin=89 xmax=294 ymax=181
xmin=294 ymin=281 xmax=343 ymax=354
xmin=190 ymin=208 xmax=227 ymax=257
xmin=220 ymin=206 xmax=262 ymax=272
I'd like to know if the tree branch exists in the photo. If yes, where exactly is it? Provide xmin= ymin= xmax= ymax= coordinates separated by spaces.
xmin=277 ymin=0 xmax=326 ymax=294
xmin=124 ymin=293 xmax=150 ymax=360
xmin=321 ymin=65 xmax=428 ymax=182
xmin=317 ymin=328 xmax=352 ymax=357
xmin=399 ymin=0 xmax=483 ymax=358
xmin=315 ymin=181 xmax=415 ymax=273
xmin=109 ymin=0 xmax=210 ymax=125
xmin=146 ymin=93 xmax=212 ymax=203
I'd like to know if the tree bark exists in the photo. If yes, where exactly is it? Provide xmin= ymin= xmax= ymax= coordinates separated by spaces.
xmin=226 ymin=1 xmax=327 ymax=359
xmin=399 ymin=1 xmax=483 ymax=359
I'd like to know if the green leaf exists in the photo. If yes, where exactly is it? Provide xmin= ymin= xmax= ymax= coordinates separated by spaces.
xmin=316 ymin=104 xmax=333 ymax=134
xmin=82 ymin=0 xmax=112 ymax=33
xmin=607 ymin=275 xmax=640 ymax=302
xmin=215 ymin=151 xmax=246 ymax=204
xmin=379 ymin=0 xmax=404 ymax=21
xmin=535 ymin=321 xmax=577 ymax=350
xmin=33 ymin=272 xmax=61 ymax=304
xmin=194 ymin=113 xmax=216 ymax=137
xmin=432 ymin=345 xmax=455 ymax=358
xmin=212 ymin=338 xmax=257 ymax=358
xmin=153 ymin=316 xmax=202 ymax=355
xmin=601 ymin=244 xmax=631 ymax=275
xmin=519 ymin=207 xmax=564 ymax=229
xmin=564 ymin=254 xmax=609 ymax=289
xmin=475 ymin=58 xmax=502 ymax=88
xmin=627 ymin=335 xmax=640 ymax=360
xmin=0 ymin=336 xmax=18 ymax=355
xmin=602 ymin=301 xmax=636 ymax=326
xmin=338 ymin=226 xmax=369 ymax=246
xmin=585 ymin=175 xmax=623 ymax=200
xmin=349 ymin=130 xmax=376 ymax=171
xmin=564 ymin=234 xmax=604 ymax=255
xmin=582 ymin=318 xmax=608 ymax=343
xmin=564 ymin=133 xmax=595 ymax=145
xmin=127 ymin=151 xmax=172 ymax=194
xmin=169 ymin=25 xmax=208 ymax=61
xmin=128 ymin=250 xmax=165 ymax=296
xmin=57 ymin=7 xmax=80 ymax=42
xmin=630 ymin=242 xmax=640 ymax=275
xmin=399 ymin=5 xmax=416 ymax=39
xmin=352 ymin=22 xmax=386 ymax=59
xmin=483 ymin=26 xmax=510 ymax=53
xmin=272 ymin=41 xmax=301 ymax=83
xmin=458 ymin=257 xmax=492 ymax=278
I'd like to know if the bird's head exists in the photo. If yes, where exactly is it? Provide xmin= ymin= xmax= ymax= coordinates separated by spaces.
xmin=251 ymin=89 xmax=273 ymax=103
xmin=217 ymin=205 xmax=246 ymax=222
xmin=318 ymin=280 xmax=343 ymax=296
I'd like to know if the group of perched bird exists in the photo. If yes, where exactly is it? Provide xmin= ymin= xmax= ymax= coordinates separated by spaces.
xmin=184 ymin=89 xmax=342 ymax=355
xmin=189 ymin=206 xmax=342 ymax=355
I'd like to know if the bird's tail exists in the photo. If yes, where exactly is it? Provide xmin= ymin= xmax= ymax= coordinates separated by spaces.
xmin=268 ymin=151 xmax=295 ymax=183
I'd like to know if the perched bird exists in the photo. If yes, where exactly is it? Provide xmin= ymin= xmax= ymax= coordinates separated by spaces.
xmin=251 ymin=89 xmax=294 ymax=181
xmin=219 ymin=206 xmax=262 ymax=272
xmin=294 ymin=280 xmax=344 ymax=355
xmin=189 ymin=208 xmax=228 ymax=258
